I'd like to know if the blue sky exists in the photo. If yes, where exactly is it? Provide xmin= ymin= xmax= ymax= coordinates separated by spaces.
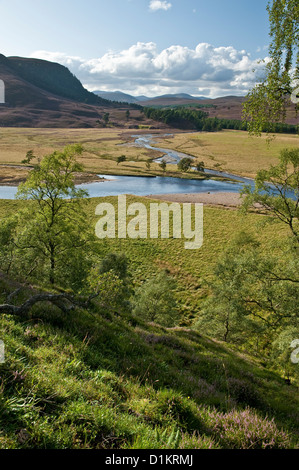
xmin=0 ymin=0 xmax=271 ymax=97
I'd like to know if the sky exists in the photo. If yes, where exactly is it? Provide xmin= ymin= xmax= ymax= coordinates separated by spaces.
xmin=0 ymin=0 xmax=271 ymax=98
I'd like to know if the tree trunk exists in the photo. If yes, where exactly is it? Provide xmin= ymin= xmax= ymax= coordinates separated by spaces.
xmin=224 ymin=313 xmax=230 ymax=342
xmin=49 ymin=243 xmax=55 ymax=285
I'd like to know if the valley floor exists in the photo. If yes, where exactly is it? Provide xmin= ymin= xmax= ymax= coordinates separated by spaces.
xmin=0 ymin=128 xmax=297 ymax=184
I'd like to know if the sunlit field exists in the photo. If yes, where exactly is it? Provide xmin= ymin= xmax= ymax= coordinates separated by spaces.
xmin=0 ymin=195 xmax=289 ymax=323
xmin=0 ymin=128 xmax=164 ymax=181
xmin=153 ymin=130 xmax=299 ymax=178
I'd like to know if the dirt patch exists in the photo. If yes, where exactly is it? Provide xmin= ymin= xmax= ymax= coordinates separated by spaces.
xmin=0 ymin=166 xmax=30 ymax=185
xmin=145 ymin=192 xmax=245 ymax=209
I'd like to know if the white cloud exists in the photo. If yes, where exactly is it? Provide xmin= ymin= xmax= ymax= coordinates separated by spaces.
xmin=31 ymin=42 xmax=267 ymax=98
xmin=149 ymin=1 xmax=172 ymax=12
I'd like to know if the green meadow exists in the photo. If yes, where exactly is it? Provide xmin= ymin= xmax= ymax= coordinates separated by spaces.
xmin=0 ymin=196 xmax=289 ymax=324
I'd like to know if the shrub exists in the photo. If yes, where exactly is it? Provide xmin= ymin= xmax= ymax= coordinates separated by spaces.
xmin=132 ymin=271 xmax=180 ymax=326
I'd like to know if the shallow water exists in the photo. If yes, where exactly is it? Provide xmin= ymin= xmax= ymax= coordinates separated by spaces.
xmin=77 ymin=173 xmax=246 ymax=198
xmin=0 ymin=173 xmax=249 ymax=200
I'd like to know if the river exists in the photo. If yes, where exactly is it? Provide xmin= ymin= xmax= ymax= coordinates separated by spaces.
xmin=0 ymin=134 xmax=254 ymax=199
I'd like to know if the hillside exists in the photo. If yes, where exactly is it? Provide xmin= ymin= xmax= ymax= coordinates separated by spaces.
xmin=0 ymin=54 xmax=148 ymax=128
xmin=6 ymin=56 xmax=109 ymax=106
xmin=91 ymin=92 xmax=250 ymax=123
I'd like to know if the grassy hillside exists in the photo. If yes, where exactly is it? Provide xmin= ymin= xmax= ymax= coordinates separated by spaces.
xmin=0 ymin=286 xmax=298 ymax=449
xmin=0 ymin=196 xmax=289 ymax=323
xmin=0 ymin=54 xmax=109 ymax=107
xmin=7 ymin=56 xmax=108 ymax=106
xmin=140 ymin=95 xmax=298 ymax=126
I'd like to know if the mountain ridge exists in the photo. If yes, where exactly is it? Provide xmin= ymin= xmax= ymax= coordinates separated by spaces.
xmin=1 ymin=53 xmax=297 ymax=127
xmin=0 ymin=54 xmax=146 ymax=128
xmin=0 ymin=54 xmax=110 ymax=107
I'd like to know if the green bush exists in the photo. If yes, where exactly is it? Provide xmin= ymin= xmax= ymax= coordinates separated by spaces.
xmin=132 ymin=271 xmax=180 ymax=326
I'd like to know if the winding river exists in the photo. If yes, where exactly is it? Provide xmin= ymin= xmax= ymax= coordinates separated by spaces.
xmin=0 ymin=134 xmax=254 ymax=200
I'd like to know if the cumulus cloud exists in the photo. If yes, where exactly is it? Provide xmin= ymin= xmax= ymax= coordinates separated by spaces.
xmin=149 ymin=1 xmax=172 ymax=12
xmin=31 ymin=42 xmax=267 ymax=98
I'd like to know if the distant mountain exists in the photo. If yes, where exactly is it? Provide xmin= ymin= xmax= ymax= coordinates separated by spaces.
xmin=154 ymin=93 xmax=209 ymax=100
xmin=93 ymin=91 xmax=209 ymax=104
xmin=94 ymin=90 xmax=140 ymax=104
xmin=136 ymin=95 xmax=151 ymax=101
xmin=1 ymin=55 xmax=296 ymax=128
xmin=5 ymin=55 xmax=109 ymax=106
xmin=137 ymin=95 xmax=211 ymax=107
